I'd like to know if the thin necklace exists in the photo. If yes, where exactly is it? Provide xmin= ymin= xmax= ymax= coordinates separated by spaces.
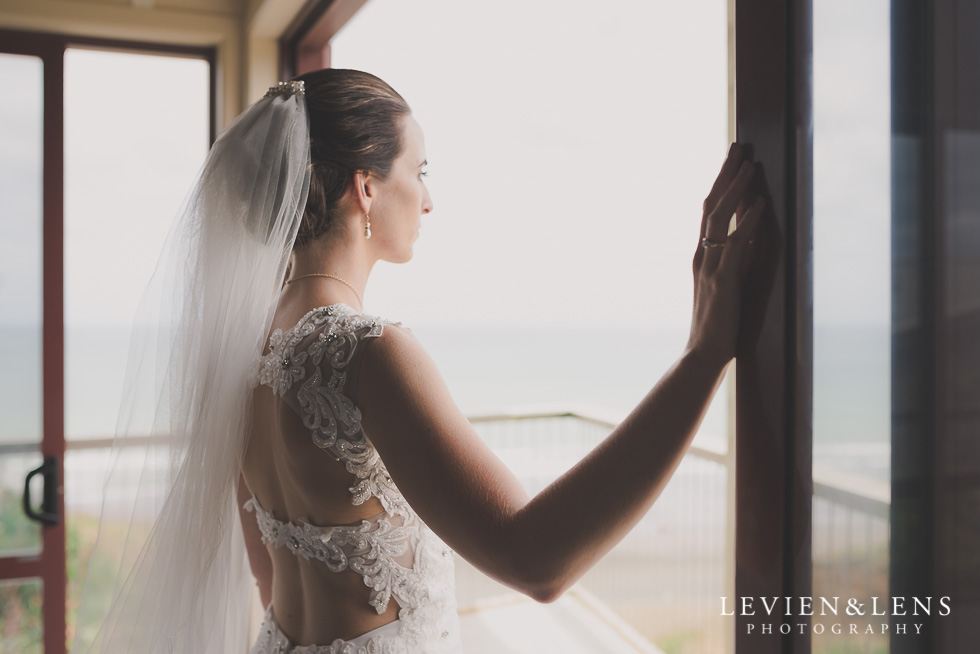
xmin=284 ymin=273 xmax=363 ymax=308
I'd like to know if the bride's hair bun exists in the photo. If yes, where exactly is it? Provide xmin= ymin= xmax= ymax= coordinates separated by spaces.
xmin=291 ymin=68 xmax=411 ymax=248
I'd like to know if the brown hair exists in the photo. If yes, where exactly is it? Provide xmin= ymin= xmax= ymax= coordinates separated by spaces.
xmin=292 ymin=68 xmax=411 ymax=248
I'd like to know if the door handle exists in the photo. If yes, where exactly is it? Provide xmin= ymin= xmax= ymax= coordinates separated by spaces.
xmin=23 ymin=456 xmax=59 ymax=526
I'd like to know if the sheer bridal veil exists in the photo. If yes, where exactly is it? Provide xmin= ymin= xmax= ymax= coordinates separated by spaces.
xmin=70 ymin=81 xmax=310 ymax=653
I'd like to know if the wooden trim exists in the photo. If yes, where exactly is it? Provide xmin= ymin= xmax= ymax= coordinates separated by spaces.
xmin=889 ymin=0 xmax=937 ymax=650
xmin=279 ymin=0 xmax=329 ymax=78
xmin=279 ymin=0 xmax=368 ymax=78
xmin=0 ymin=557 xmax=45 ymax=580
xmin=890 ymin=0 xmax=980 ymax=650
xmin=57 ymin=34 xmax=213 ymax=58
xmin=40 ymin=38 xmax=67 ymax=654
xmin=0 ymin=29 xmax=217 ymax=143
xmin=280 ymin=0 xmax=334 ymax=46
xmin=787 ymin=3 xmax=815 ymax=649
xmin=733 ymin=0 xmax=813 ymax=651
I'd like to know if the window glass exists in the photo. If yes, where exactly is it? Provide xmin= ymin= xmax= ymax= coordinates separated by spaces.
xmin=0 ymin=52 xmax=43 ymax=449
xmin=0 ymin=50 xmax=44 ymax=573
xmin=64 ymin=48 xmax=209 ymax=440
xmin=813 ymin=1 xmax=891 ymax=651
xmin=63 ymin=47 xmax=209 ymax=644
xmin=333 ymin=2 xmax=731 ymax=650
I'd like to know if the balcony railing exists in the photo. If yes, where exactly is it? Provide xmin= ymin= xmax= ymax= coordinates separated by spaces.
xmin=2 ymin=407 xmax=890 ymax=654
xmin=458 ymin=407 xmax=890 ymax=653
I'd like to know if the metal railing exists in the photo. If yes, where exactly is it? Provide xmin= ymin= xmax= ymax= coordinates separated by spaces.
xmin=458 ymin=407 xmax=891 ymax=654
xmin=3 ymin=407 xmax=891 ymax=654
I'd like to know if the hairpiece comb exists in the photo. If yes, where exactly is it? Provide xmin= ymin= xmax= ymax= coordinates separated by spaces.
xmin=264 ymin=80 xmax=305 ymax=99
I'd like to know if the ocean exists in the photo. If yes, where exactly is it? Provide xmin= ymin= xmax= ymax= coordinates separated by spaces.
xmin=1 ymin=321 xmax=891 ymax=481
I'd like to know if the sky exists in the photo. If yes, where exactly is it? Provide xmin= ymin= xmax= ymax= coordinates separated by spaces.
xmin=0 ymin=49 xmax=210 ymax=329
xmin=331 ymin=0 xmax=731 ymax=327
xmin=0 ymin=0 xmax=891 ymax=330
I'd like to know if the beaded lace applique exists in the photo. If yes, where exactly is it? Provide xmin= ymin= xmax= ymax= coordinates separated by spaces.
xmin=244 ymin=493 xmax=459 ymax=651
xmin=243 ymin=494 xmax=440 ymax=615
xmin=256 ymin=304 xmax=407 ymax=518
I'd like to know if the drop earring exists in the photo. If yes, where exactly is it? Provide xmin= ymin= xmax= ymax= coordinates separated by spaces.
xmin=364 ymin=213 xmax=372 ymax=239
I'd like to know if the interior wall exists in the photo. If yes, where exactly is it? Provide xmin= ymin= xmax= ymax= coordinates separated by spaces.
xmin=0 ymin=0 xmax=305 ymax=128
xmin=245 ymin=0 xmax=305 ymax=102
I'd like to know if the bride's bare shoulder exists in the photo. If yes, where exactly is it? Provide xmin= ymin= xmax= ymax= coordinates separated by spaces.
xmin=359 ymin=320 xmax=435 ymax=384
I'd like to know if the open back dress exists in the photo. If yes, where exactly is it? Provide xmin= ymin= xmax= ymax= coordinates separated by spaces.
xmin=244 ymin=303 xmax=462 ymax=653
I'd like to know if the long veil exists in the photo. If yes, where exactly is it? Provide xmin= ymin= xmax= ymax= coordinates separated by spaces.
xmin=70 ymin=82 xmax=310 ymax=653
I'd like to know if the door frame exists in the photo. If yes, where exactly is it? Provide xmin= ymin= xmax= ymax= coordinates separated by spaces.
xmin=0 ymin=29 xmax=214 ymax=653
xmin=732 ymin=1 xmax=814 ymax=651
xmin=0 ymin=31 xmax=67 ymax=654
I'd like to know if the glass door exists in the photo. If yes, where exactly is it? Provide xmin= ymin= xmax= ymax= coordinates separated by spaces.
xmin=0 ymin=32 xmax=213 ymax=653
xmin=812 ymin=0 xmax=891 ymax=651
xmin=62 ymin=47 xmax=210 ymax=650
xmin=0 ymin=48 xmax=65 ymax=654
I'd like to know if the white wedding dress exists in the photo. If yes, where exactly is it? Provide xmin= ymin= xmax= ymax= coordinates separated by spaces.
xmin=244 ymin=303 xmax=462 ymax=654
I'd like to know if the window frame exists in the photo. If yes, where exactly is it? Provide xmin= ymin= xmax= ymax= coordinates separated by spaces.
xmin=0 ymin=29 xmax=214 ymax=654
xmin=279 ymin=0 xmax=369 ymax=79
xmin=732 ymin=1 xmax=815 ymax=651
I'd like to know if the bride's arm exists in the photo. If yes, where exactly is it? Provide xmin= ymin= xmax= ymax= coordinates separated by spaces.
xmin=237 ymin=471 xmax=273 ymax=608
xmin=358 ymin=326 xmax=726 ymax=603
xmin=358 ymin=144 xmax=762 ymax=604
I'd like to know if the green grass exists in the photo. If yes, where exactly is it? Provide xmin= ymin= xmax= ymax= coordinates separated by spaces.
xmin=0 ymin=487 xmax=150 ymax=652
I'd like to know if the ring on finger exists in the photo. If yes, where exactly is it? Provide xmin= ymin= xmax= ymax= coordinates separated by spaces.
xmin=701 ymin=237 xmax=726 ymax=249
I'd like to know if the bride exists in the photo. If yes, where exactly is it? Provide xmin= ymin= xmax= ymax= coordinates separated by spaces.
xmin=71 ymin=67 xmax=764 ymax=653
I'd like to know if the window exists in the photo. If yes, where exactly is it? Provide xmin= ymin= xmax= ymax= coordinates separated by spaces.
xmin=812 ymin=0 xmax=891 ymax=650
xmin=329 ymin=1 xmax=733 ymax=649
xmin=0 ymin=50 xmax=45 ymax=654
xmin=63 ymin=46 xmax=211 ymax=646
xmin=0 ymin=31 xmax=213 ymax=653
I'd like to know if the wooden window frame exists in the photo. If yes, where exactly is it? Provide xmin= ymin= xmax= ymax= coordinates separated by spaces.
xmin=890 ymin=0 xmax=980 ymax=651
xmin=0 ymin=29 xmax=214 ymax=654
xmin=732 ymin=1 xmax=814 ymax=650
xmin=734 ymin=1 xmax=979 ymax=651
xmin=279 ymin=0 xmax=369 ymax=79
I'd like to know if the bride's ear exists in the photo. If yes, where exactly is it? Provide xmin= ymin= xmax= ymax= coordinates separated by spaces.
xmin=351 ymin=170 xmax=374 ymax=215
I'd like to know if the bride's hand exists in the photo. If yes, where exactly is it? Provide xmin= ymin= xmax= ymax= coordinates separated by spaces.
xmin=685 ymin=142 xmax=766 ymax=368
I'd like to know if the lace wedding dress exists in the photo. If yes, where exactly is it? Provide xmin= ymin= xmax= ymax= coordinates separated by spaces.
xmin=244 ymin=303 xmax=462 ymax=654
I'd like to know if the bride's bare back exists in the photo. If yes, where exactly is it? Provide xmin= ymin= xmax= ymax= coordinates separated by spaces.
xmin=239 ymin=296 xmax=463 ymax=647
xmin=241 ymin=307 xmax=393 ymax=644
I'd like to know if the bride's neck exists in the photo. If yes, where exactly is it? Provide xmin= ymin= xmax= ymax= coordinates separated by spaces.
xmin=287 ymin=226 xmax=376 ymax=309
